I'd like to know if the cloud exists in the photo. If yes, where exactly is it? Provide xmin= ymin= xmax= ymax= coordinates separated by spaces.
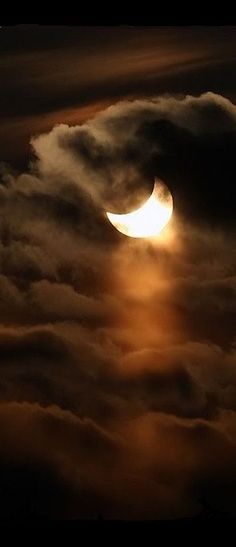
xmin=0 ymin=401 xmax=121 ymax=519
xmin=0 ymin=400 xmax=236 ymax=518
xmin=29 ymin=92 xmax=236 ymax=226
xmin=0 ymin=92 xmax=235 ymax=518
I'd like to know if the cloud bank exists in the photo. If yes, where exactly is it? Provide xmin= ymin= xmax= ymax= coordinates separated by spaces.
xmin=0 ymin=92 xmax=235 ymax=519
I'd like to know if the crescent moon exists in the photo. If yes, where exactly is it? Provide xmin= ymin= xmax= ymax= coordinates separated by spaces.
xmin=106 ymin=179 xmax=173 ymax=238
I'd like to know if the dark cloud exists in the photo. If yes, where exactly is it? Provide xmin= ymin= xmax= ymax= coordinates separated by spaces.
xmin=0 ymin=401 xmax=122 ymax=519
xmin=0 ymin=400 xmax=236 ymax=519
xmin=0 ymin=88 xmax=235 ymax=518
xmin=30 ymin=92 xmax=236 ymax=223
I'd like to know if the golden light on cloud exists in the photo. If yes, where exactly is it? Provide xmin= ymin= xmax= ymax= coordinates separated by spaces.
xmin=106 ymin=179 xmax=173 ymax=238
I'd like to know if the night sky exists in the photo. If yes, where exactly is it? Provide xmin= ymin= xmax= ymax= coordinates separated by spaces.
xmin=0 ymin=25 xmax=236 ymax=520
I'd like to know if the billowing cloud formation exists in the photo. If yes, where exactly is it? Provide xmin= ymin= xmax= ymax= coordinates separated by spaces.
xmin=32 ymin=91 xmax=236 ymax=219
xmin=0 ymin=92 xmax=236 ymax=519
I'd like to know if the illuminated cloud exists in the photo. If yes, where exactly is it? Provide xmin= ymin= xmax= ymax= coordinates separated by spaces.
xmin=0 ymin=91 xmax=235 ymax=518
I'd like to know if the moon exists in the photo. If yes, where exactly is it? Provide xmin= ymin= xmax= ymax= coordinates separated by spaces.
xmin=106 ymin=179 xmax=173 ymax=238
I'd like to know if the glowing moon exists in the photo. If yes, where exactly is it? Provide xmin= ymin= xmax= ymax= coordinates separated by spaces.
xmin=106 ymin=179 xmax=173 ymax=238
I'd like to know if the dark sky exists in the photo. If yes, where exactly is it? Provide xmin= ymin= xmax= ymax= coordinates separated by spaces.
xmin=0 ymin=25 xmax=236 ymax=520
xmin=2 ymin=25 xmax=236 ymax=167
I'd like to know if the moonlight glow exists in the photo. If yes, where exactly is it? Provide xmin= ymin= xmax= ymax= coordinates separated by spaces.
xmin=106 ymin=179 xmax=173 ymax=238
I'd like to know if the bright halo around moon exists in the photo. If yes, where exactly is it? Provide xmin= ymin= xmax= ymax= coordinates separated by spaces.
xmin=106 ymin=179 xmax=173 ymax=238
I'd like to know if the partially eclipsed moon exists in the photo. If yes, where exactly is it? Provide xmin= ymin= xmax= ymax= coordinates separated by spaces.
xmin=106 ymin=179 xmax=173 ymax=238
